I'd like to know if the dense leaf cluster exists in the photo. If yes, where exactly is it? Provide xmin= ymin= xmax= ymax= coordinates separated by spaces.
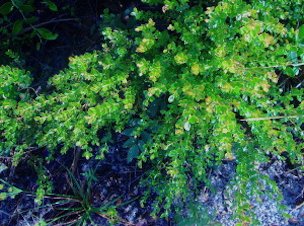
xmin=1 ymin=0 xmax=304 ymax=223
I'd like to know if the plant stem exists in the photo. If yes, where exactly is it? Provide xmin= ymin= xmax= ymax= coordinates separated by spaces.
xmin=240 ymin=115 xmax=303 ymax=122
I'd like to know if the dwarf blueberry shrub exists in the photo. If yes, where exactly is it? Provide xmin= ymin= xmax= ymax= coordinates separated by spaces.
xmin=1 ymin=0 xmax=303 ymax=223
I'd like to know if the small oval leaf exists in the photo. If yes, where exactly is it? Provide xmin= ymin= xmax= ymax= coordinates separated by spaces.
xmin=44 ymin=0 xmax=58 ymax=11
xmin=12 ymin=20 xmax=23 ymax=35
xmin=168 ymin=95 xmax=174 ymax=103
xmin=299 ymin=25 xmax=304 ymax=43
xmin=184 ymin=121 xmax=191 ymax=131
xmin=37 ymin=28 xmax=58 ymax=40
xmin=19 ymin=4 xmax=34 ymax=13
xmin=127 ymin=145 xmax=140 ymax=163
xmin=0 ymin=2 xmax=13 ymax=16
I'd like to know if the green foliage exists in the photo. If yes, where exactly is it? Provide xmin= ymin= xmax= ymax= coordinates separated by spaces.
xmin=0 ymin=66 xmax=34 ymax=163
xmin=0 ymin=179 xmax=22 ymax=200
xmin=133 ymin=0 xmax=304 ymax=221
xmin=30 ymin=158 xmax=53 ymax=205
xmin=0 ymin=0 xmax=304 ymax=224
xmin=34 ymin=219 xmax=47 ymax=226
xmin=33 ymin=48 xmax=136 ymax=158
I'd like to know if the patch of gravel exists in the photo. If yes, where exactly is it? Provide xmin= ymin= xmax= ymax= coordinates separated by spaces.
xmin=199 ymin=160 xmax=304 ymax=226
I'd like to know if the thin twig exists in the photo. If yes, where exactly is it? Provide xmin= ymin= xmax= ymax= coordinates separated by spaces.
xmin=21 ymin=18 xmax=78 ymax=34
xmin=71 ymin=147 xmax=81 ymax=174
xmin=296 ymin=80 xmax=304 ymax=88
xmin=285 ymin=166 xmax=303 ymax=174
xmin=25 ymin=193 xmax=81 ymax=203
xmin=53 ymin=215 xmax=83 ymax=226
xmin=50 ymin=210 xmax=85 ymax=224
xmin=95 ymin=212 xmax=136 ymax=226
xmin=245 ymin=62 xmax=304 ymax=70
xmin=292 ymin=201 xmax=304 ymax=211
xmin=240 ymin=115 xmax=303 ymax=122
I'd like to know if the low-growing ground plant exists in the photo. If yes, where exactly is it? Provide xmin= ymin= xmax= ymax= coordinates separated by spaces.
xmin=0 ymin=164 xmax=128 ymax=225
xmin=1 ymin=0 xmax=304 ymax=224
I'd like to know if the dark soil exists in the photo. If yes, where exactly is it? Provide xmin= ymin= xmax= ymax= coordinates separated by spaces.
xmin=201 ymin=160 xmax=304 ymax=226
